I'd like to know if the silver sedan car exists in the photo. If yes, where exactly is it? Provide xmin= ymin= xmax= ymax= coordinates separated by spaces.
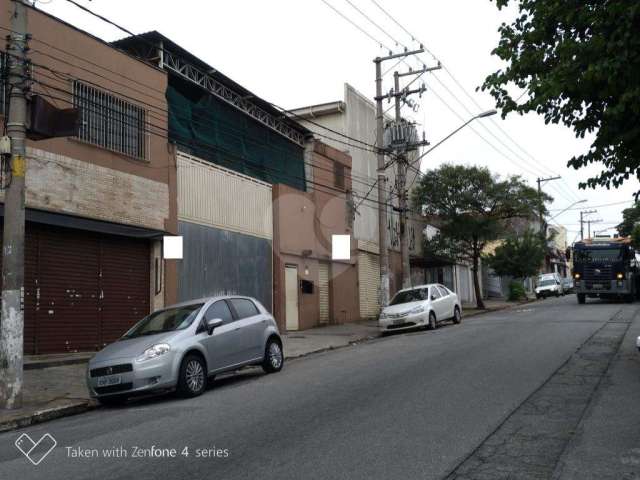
xmin=87 ymin=296 xmax=283 ymax=405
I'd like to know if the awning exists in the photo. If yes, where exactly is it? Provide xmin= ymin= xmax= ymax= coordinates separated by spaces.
xmin=0 ymin=205 xmax=167 ymax=239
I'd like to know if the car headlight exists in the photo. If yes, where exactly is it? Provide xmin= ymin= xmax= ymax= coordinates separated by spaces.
xmin=409 ymin=306 xmax=425 ymax=314
xmin=379 ymin=312 xmax=388 ymax=320
xmin=136 ymin=343 xmax=171 ymax=362
xmin=616 ymin=272 xmax=624 ymax=279
xmin=574 ymin=273 xmax=581 ymax=279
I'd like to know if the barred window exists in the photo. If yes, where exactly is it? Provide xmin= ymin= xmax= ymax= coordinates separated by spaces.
xmin=73 ymin=80 xmax=146 ymax=159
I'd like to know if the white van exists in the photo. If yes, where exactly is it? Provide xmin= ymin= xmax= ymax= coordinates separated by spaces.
xmin=536 ymin=273 xmax=564 ymax=298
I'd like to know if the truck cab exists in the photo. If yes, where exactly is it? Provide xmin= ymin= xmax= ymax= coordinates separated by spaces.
xmin=572 ymin=238 xmax=638 ymax=304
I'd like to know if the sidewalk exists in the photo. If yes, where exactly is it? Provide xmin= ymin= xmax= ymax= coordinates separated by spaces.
xmin=0 ymin=299 xmax=529 ymax=432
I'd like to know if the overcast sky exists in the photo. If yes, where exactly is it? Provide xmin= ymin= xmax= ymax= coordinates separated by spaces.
xmin=37 ymin=0 xmax=639 ymax=241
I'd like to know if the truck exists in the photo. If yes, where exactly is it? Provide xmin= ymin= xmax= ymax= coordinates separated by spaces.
xmin=572 ymin=237 xmax=639 ymax=304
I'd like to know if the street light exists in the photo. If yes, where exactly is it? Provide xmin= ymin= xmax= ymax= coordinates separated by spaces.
xmin=549 ymin=199 xmax=587 ymax=221
xmin=410 ymin=109 xmax=497 ymax=168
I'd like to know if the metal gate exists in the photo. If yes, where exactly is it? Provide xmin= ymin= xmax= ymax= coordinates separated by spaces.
xmin=358 ymin=251 xmax=380 ymax=319
xmin=318 ymin=262 xmax=330 ymax=324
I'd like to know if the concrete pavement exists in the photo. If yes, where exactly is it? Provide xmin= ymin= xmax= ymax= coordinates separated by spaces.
xmin=1 ymin=296 xmax=638 ymax=479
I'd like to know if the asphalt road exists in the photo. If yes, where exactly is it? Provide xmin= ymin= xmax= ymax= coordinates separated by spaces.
xmin=1 ymin=296 xmax=637 ymax=480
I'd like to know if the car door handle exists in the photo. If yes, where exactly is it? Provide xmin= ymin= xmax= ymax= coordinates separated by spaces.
xmin=234 ymin=327 xmax=241 ymax=331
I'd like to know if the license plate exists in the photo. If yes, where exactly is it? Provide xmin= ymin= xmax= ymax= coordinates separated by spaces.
xmin=393 ymin=318 xmax=404 ymax=325
xmin=97 ymin=375 xmax=121 ymax=387
xmin=592 ymin=284 xmax=603 ymax=289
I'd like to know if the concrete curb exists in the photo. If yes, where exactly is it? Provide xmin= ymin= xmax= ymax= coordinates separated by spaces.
xmin=0 ymin=401 xmax=96 ymax=433
xmin=24 ymin=356 xmax=92 ymax=370
xmin=462 ymin=298 xmax=537 ymax=319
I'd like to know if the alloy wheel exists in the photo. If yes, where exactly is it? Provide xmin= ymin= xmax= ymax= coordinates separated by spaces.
xmin=185 ymin=359 xmax=204 ymax=393
xmin=269 ymin=342 xmax=283 ymax=370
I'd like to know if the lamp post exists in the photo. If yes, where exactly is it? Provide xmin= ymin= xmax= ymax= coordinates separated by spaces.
xmin=549 ymin=200 xmax=587 ymax=221
xmin=410 ymin=109 xmax=497 ymax=169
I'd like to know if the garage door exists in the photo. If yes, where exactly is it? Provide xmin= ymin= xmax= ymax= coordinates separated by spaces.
xmin=1 ymin=223 xmax=150 ymax=354
xmin=358 ymin=251 xmax=380 ymax=319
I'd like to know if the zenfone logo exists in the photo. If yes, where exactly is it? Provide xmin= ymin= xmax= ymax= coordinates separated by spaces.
xmin=15 ymin=433 xmax=57 ymax=465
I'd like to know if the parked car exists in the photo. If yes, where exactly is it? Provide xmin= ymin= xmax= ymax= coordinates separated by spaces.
xmin=87 ymin=296 xmax=283 ymax=406
xmin=378 ymin=283 xmax=461 ymax=333
xmin=535 ymin=276 xmax=564 ymax=298
xmin=562 ymin=277 xmax=574 ymax=293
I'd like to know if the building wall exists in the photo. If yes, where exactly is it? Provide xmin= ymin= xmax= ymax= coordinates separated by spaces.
xmin=1 ymin=2 xmax=177 ymax=312
xmin=178 ymin=221 xmax=273 ymax=311
xmin=272 ymin=141 xmax=358 ymax=330
xmin=176 ymin=152 xmax=273 ymax=310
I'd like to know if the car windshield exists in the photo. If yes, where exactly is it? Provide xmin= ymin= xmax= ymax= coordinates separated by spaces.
xmin=539 ymin=280 xmax=556 ymax=287
xmin=122 ymin=304 xmax=204 ymax=339
xmin=390 ymin=288 xmax=429 ymax=305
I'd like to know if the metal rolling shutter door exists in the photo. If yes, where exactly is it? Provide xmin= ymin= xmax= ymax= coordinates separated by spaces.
xmin=318 ymin=262 xmax=330 ymax=324
xmin=36 ymin=226 xmax=101 ymax=353
xmin=358 ymin=251 xmax=380 ymax=319
xmin=99 ymin=236 xmax=150 ymax=348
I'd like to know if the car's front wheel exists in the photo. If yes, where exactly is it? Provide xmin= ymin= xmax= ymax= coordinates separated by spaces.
xmin=428 ymin=311 xmax=437 ymax=330
xmin=262 ymin=338 xmax=284 ymax=373
xmin=452 ymin=306 xmax=462 ymax=324
xmin=177 ymin=354 xmax=207 ymax=398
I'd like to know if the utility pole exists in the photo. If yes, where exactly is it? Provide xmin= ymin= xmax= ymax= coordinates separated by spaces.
xmin=536 ymin=176 xmax=561 ymax=240
xmin=579 ymin=209 xmax=597 ymax=240
xmin=393 ymin=71 xmax=410 ymax=289
xmin=1 ymin=0 xmax=28 ymax=410
xmin=587 ymin=219 xmax=602 ymax=239
xmin=390 ymin=67 xmax=436 ymax=288
xmin=373 ymin=47 xmax=426 ymax=305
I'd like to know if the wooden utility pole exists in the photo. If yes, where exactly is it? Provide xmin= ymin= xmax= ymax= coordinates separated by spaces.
xmin=1 ymin=0 xmax=28 ymax=410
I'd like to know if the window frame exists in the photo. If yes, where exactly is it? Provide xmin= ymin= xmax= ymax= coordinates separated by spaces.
xmin=228 ymin=298 xmax=260 ymax=320
xmin=72 ymin=80 xmax=147 ymax=160
xmin=430 ymin=286 xmax=442 ymax=300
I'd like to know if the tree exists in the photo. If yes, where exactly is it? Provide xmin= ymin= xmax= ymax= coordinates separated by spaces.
xmin=631 ymin=224 xmax=640 ymax=250
xmin=412 ymin=164 xmax=548 ymax=309
xmin=482 ymin=1 xmax=640 ymax=194
xmin=484 ymin=229 xmax=546 ymax=279
xmin=617 ymin=202 xmax=640 ymax=237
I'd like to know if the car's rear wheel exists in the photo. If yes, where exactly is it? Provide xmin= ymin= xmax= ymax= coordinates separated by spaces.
xmin=177 ymin=354 xmax=207 ymax=398
xmin=452 ymin=306 xmax=462 ymax=325
xmin=262 ymin=338 xmax=283 ymax=373
xmin=97 ymin=394 xmax=128 ymax=407
xmin=428 ymin=311 xmax=437 ymax=330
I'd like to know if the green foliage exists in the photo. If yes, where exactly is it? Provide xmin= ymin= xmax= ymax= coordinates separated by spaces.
xmin=508 ymin=281 xmax=526 ymax=301
xmin=484 ymin=229 xmax=547 ymax=279
xmin=631 ymin=224 xmax=640 ymax=249
xmin=413 ymin=164 xmax=546 ymax=308
xmin=617 ymin=202 xmax=640 ymax=237
xmin=483 ymin=1 xmax=640 ymax=194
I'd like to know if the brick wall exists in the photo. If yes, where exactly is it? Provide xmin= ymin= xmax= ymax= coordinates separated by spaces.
xmin=0 ymin=147 xmax=169 ymax=231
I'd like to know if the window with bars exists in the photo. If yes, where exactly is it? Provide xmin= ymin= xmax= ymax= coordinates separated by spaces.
xmin=73 ymin=80 xmax=146 ymax=159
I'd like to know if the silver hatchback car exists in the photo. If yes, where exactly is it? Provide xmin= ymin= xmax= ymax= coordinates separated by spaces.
xmin=87 ymin=296 xmax=283 ymax=405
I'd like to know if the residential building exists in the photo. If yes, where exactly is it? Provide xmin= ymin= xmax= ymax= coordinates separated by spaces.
xmin=290 ymin=84 xmax=421 ymax=318
xmin=0 ymin=4 xmax=176 ymax=353
xmin=114 ymin=32 xmax=311 ymax=313
xmin=547 ymin=225 xmax=569 ymax=276
xmin=272 ymin=140 xmax=358 ymax=331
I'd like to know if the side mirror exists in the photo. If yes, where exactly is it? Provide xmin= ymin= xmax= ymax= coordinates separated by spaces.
xmin=206 ymin=318 xmax=223 ymax=335
xmin=431 ymin=295 xmax=436 ymax=301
